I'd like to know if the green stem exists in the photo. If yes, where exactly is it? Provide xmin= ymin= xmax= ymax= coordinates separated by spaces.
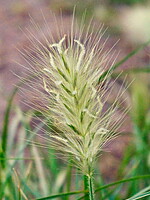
xmin=88 ymin=176 xmax=95 ymax=200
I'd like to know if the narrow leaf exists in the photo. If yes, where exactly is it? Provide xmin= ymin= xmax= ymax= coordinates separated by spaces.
xmin=98 ymin=40 xmax=150 ymax=82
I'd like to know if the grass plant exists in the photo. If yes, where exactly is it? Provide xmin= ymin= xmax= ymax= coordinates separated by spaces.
xmin=0 ymin=11 xmax=150 ymax=200
xmin=19 ymin=12 xmax=130 ymax=199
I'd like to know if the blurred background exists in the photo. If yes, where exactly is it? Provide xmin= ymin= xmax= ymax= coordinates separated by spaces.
xmin=0 ymin=0 xmax=150 ymax=199
xmin=1 ymin=0 xmax=150 ymax=121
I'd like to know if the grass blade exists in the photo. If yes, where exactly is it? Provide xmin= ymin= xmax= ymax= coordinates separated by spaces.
xmin=123 ymin=66 xmax=150 ymax=74
xmin=35 ymin=190 xmax=88 ymax=200
xmin=99 ymin=40 xmax=150 ymax=82
xmin=127 ymin=185 xmax=150 ymax=200
xmin=0 ymin=87 xmax=19 ymax=168
xmin=32 ymin=145 xmax=48 ymax=196
xmin=127 ymin=191 xmax=150 ymax=200
xmin=77 ymin=175 xmax=150 ymax=200
xmin=35 ymin=175 xmax=150 ymax=200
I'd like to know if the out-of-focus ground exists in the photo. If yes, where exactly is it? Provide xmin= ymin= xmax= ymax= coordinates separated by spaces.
xmin=0 ymin=0 xmax=150 ymax=179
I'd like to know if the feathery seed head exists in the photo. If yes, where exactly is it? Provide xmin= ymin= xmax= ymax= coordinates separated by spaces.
xmin=21 ymin=15 xmax=127 ymax=177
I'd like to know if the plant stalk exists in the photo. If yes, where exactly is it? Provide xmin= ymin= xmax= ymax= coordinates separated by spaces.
xmin=88 ymin=176 xmax=95 ymax=200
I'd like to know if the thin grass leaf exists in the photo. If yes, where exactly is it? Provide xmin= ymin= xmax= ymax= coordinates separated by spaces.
xmin=127 ymin=185 xmax=150 ymax=200
xmin=77 ymin=175 xmax=150 ymax=200
xmin=32 ymin=145 xmax=48 ymax=196
xmin=122 ymin=66 xmax=150 ymax=74
xmin=98 ymin=40 xmax=150 ymax=82
xmin=0 ymin=157 xmax=44 ymax=160
xmin=112 ymin=67 xmax=150 ymax=78
xmin=35 ymin=190 xmax=88 ymax=200
xmin=35 ymin=175 xmax=150 ymax=200
xmin=0 ymin=87 xmax=19 ymax=169
xmin=127 ymin=191 xmax=150 ymax=200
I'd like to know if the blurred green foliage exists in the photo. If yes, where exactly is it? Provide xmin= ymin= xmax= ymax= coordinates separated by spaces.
xmin=130 ymin=74 xmax=150 ymax=192
xmin=109 ymin=0 xmax=147 ymax=5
